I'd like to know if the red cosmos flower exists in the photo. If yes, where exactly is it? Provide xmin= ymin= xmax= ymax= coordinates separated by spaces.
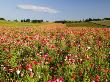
xmin=14 ymin=80 xmax=18 ymax=82
xmin=79 ymin=71 xmax=83 ymax=77
xmin=47 ymin=56 xmax=52 ymax=62
xmin=71 ymin=73 xmax=76 ymax=81
xmin=47 ymin=79 xmax=56 ymax=82
xmin=25 ymin=35 xmax=29 ymax=39
xmin=16 ymin=64 xmax=22 ymax=70
xmin=8 ymin=68 xmax=14 ymax=73
xmin=104 ymin=68 xmax=109 ymax=73
xmin=97 ymin=65 xmax=101 ymax=71
xmin=78 ymin=59 xmax=83 ymax=64
xmin=69 ymin=59 xmax=75 ymax=63
xmin=47 ymin=77 xmax=63 ymax=82
xmin=0 ymin=80 xmax=5 ymax=82
xmin=32 ymin=60 xmax=38 ymax=65
xmin=90 ymin=63 xmax=94 ymax=68
xmin=95 ymin=40 xmax=101 ymax=46
xmin=42 ymin=38 xmax=49 ymax=45
xmin=26 ymin=64 xmax=32 ymax=71
xmin=3 ymin=47 xmax=9 ymax=52
xmin=29 ymin=36 xmax=33 ymax=40
xmin=36 ymin=53 xmax=41 ymax=56
xmin=16 ymin=39 xmax=22 ymax=45
xmin=95 ymin=74 xmax=100 ymax=82
xmin=47 ymin=77 xmax=56 ymax=82
xmin=51 ymin=44 xmax=56 ymax=49
xmin=56 ymin=77 xmax=64 ymax=82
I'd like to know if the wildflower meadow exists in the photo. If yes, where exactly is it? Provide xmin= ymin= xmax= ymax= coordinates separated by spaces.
xmin=0 ymin=24 xmax=110 ymax=82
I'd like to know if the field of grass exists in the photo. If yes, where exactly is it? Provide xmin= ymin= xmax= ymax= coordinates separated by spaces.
xmin=92 ymin=20 xmax=110 ymax=27
xmin=66 ymin=22 xmax=110 ymax=28
xmin=0 ymin=22 xmax=110 ymax=82
xmin=0 ymin=20 xmax=50 ymax=27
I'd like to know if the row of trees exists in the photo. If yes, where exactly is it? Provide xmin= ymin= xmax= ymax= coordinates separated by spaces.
xmin=84 ymin=18 xmax=110 ymax=22
xmin=0 ymin=17 xmax=110 ymax=23
xmin=54 ymin=18 xmax=110 ymax=23
xmin=0 ymin=18 xmax=44 ymax=23
xmin=84 ymin=18 xmax=101 ymax=22
xmin=21 ymin=19 xmax=43 ymax=23
xmin=0 ymin=18 xmax=5 ymax=20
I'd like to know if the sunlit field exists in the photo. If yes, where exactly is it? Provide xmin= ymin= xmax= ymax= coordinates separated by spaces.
xmin=92 ymin=20 xmax=110 ymax=27
xmin=0 ymin=22 xmax=110 ymax=82
xmin=0 ymin=20 xmax=51 ymax=27
xmin=66 ymin=21 xmax=110 ymax=28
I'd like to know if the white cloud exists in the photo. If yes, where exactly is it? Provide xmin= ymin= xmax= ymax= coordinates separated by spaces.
xmin=17 ymin=4 xmax=58 ymax=13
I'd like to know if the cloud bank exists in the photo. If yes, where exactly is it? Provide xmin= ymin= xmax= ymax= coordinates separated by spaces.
xmin=17 ymin=4 xmax=58 ymax=13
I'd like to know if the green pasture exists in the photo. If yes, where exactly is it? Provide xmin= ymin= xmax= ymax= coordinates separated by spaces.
xmin=0 ymin=20 xmax=49 ymax=27
xmin=92 ymin=20 xmax=110 ymax=26
xmin=66 ymin=21 xmax=110 ymax=28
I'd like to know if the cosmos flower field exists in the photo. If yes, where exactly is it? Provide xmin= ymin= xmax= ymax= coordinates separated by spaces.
xmin=0 ymin=24 xmax=110 ymax=82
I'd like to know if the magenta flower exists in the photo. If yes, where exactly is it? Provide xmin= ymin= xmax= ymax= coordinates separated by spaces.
xmin=26 ymin=64 xmax=32 ymax=71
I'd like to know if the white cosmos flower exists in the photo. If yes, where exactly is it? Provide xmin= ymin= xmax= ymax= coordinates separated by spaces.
xmin=28 ymin=68 xmax=32 ymax=72
xmin=16 ymin=70 xmax=20 ymax=75
xmin=87 ymin=46 xmax=91 ymax=50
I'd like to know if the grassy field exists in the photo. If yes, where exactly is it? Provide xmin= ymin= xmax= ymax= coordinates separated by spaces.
xmin=66 ymin=21 xmax=110 ymax=28
xmin=0 ymin=21 xmax=110 ymax=82
xmin=0 ymin=20 xmax=51 ymax=27
xmin=92 ymin=20 xmax=110 ymax=27
xmin=0 ymin=20 xmax=110 ymax=28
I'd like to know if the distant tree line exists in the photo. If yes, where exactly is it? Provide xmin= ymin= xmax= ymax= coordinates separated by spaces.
xmin=54 ymin=18 xmax=110 ymax=23
xmin=55 ymin=20 xmax=82 ymax=24
xmin=54 ymin=20 xmax=82 ymax=23
xmin=84 ymin=18 xmax=101 ymax=22
xmin=0 ymin=18 xmax=5 ymax=20
xmin=21 ymin=19 xmax=43 ymax=23
xmin=55 ymin=20 xmax=67 ymax=24
xmin=0 ymin=18 xmax=44 ymax=23
xmin=103 ymin=18 xmax=110 ymax=20
xmin=84 ymin=18 xmax=110 ymax=22
xmin=0 ymin=17 xmax=110 ymax=23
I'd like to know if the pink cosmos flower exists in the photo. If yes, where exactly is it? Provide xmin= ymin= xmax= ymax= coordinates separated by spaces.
xmin=26 ymin=64 xmax=32 ymax=71
xmin=47 ymin=79 xmax=56 ymax=82
xmin=47 ymin=77 xmax=63 ymax=82
xmin=56 ymin=77 xmax=63 ymax=82
xmin=30 ymin=71 xmax=34 ymax=77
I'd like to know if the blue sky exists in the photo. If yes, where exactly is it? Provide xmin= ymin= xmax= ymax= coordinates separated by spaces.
xmin=0 ymin=0 xmax=110 ymax=21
